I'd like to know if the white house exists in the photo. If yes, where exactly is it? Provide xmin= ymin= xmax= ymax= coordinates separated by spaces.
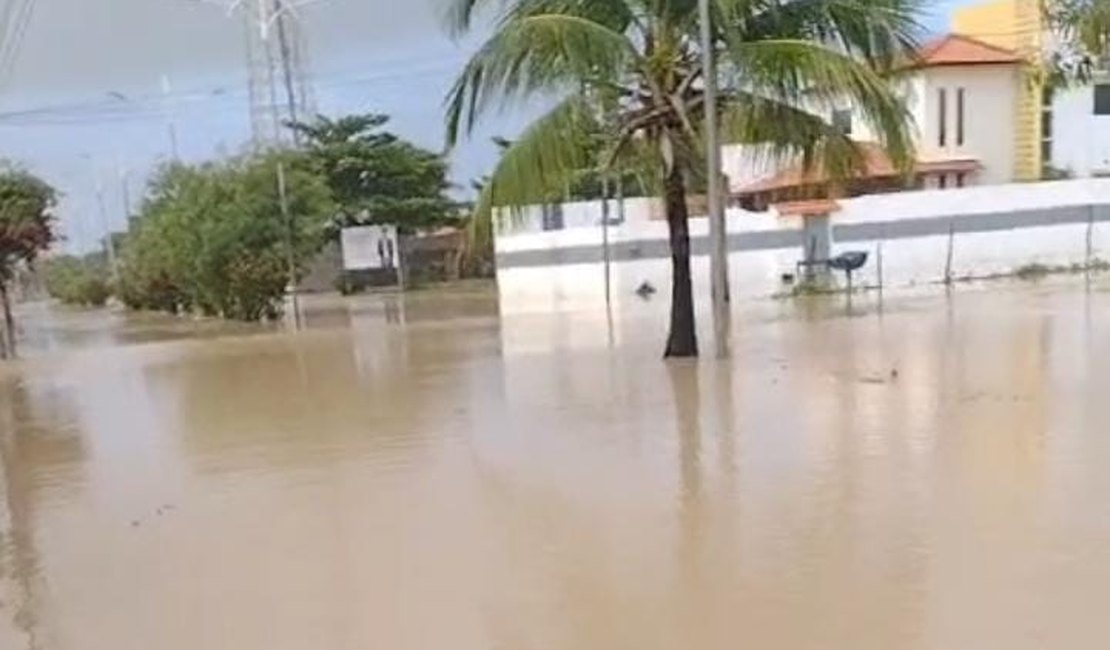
xmin=729 ymin=34 xmax=1026 ymax=207
xmin=1049 ymin=79 xmax=1110 ymax=177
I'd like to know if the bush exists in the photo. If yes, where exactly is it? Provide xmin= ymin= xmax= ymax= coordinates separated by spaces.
xmin=43 ymin=256 xmax=111 ymax=307
xmin=117 ymin=154 xmax=333 ymax=321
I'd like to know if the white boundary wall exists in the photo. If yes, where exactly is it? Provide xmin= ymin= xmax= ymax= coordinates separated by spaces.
xmin=495 ymin=179 xmax=1110 ymax=316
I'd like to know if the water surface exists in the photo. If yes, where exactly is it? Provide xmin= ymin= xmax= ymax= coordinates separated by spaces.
xmin=2 ymin=281 xmax=1110 ymax=648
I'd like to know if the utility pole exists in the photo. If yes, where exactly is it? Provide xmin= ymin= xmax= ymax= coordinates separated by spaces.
xmin=276 ymin=161 xmax=300 ymax=327
xmin=272 ymin=0 xmax=302 ymax=146
xmin=698 ymin=0 xmax=731 ymax=359
xmin=601 ymin=177 xmax=613 ymax=306
xmin=119 ymin=166 xmax=132 ymax=221
xmin=161 ymin=75 xmax=181 ymax=160
xmin=94 ymin=177 xmax=119 ymax=283
xmin=83 ymin=154 xmax=119 ymax=281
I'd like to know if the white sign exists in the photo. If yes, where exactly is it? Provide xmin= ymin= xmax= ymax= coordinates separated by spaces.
xmin=340 ymin=225 xmax=399 ymax=271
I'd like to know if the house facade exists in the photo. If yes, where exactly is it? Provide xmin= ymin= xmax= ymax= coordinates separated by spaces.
xmin=954 ymin=0 xmax=1110 ymax=179
xmin=952 ymin=0 xmax=1045 ymax=181
xmin=1047 ymin=79 xmax=1110 ymax=177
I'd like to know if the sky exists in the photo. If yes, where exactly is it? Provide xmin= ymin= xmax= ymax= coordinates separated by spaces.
xmin=0 ymin=0 xmax=970 ymax=253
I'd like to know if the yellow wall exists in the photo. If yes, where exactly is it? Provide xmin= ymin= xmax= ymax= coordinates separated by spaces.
xmin=953 ymin=0 xmax=1044 ymax=181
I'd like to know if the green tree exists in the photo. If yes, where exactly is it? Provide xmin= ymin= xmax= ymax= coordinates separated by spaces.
xmin=119 ymin=154 xmax=334 ymax=321
xmin=287 ymin=113 xmax=459 ymax=231
xmin=446 ymin=0 xmax=919 ymax=357
xmin=0 ymin=166 xmax=58 ymax=357
xmin=1044 ymin=0 xmax=1110 ymax=83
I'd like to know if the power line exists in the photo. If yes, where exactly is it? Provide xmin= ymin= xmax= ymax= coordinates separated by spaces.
xmin=0 ymin=54 xmax=463 ymax=127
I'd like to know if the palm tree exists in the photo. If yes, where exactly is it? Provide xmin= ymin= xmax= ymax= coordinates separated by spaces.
xmin=445 ymin=0 xmax=921 ymax=358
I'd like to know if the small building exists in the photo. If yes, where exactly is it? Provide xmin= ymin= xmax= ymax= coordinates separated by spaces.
xmin=950 ymin=0 xmax=1110 ymax=180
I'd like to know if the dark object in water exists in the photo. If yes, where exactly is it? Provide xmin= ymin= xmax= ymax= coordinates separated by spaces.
xmin=828 ymin=251 xmax=869 ymax=273
xmin=781 ymin=273 xmax=796 ymax=284
xmin=829 ymin=251 xmax=869 ymax=293
xmin=635 ymin=281 xmax=657 ymax=299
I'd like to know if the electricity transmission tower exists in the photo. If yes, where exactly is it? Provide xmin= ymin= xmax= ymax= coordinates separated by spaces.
xmin=199 ymin=0 xmax=319 ymax=148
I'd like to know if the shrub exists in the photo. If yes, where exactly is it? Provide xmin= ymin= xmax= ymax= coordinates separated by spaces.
xmin=118 ymin=154 xmax=333 ymax=321
xmin=44 ymin=256 xmax=111 ymax=307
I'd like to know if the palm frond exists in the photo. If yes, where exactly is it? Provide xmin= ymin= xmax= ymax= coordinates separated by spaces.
xmin=444 ymin=0 xmax=487 ymax=36
xmin=445 ymin=0 xmax=640 ymax=37
xmin=722 ymin=38 xmax=913 ymax=169
xmin=466 ymin=94 xmax=602 ymax=248
xmin=720 ymin=91 xmax=869 ymax=185
xmin=445 ymin=13 xmax=641 ymax=146
xmin=503 ymin=0 xmax=642 ymax=30
xmin=724 ymin=0 xmax=923 ymax=70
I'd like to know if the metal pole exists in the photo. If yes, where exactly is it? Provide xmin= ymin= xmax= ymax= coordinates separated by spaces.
xmin=944 ymin=220 xmax=955 ymax=286
xmin=1086 ymin=206 xmax=1095 ymax=270
xmin=276 ymin=161 xmax=301 ymax=327
xmin=601 ymin=176 xmax=615 ymax=347
xmin=120 ymin=173 xmax=132 ymax=222
xmin=698 ymin=0 xmax=730 ymax=358
xmin=396 ymin=229 xmax=408 ymax=291
xmin=272 ymin=0 xmax=301 ymax=144
xmin=601 ymin=176 xmax=612 ymax=312
xmin=877 ymin=241 xmax=884 ymax=293
xmin=117 ymin=159 xmax=132 ymax=222
xmin=89 ymin=164 xmax=119 ymax=283
xmin=161 ymin=75 xmax=180 ymax=160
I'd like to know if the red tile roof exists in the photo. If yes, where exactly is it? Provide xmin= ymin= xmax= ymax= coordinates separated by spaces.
xmin=737 ymin=143 xmax=982 ymax=195
xmin=739 ymin=143 xmax=898 ymax=194
xmin=774 ymin=199 xmax=842 ymax=216
xmin=912 ymin=34 xmax=1023 ymax=68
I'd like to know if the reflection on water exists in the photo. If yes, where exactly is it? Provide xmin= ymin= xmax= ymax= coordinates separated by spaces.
xmin=2 ymin=280 xmax=1110 ymax=648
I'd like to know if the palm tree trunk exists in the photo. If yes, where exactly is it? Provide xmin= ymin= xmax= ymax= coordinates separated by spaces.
xmin=663 ymin=167 xmax=698 ymax=358
xmin=0 ymin=283 xmax=13 ymax=359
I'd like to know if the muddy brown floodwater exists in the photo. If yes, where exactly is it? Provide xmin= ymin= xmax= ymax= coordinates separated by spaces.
xmin=3 ymin=280 xmax=1110 ymax=649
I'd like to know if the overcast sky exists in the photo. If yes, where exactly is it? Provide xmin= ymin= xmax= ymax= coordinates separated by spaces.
xmin=0 ymin=0 xmax=965 ymax=252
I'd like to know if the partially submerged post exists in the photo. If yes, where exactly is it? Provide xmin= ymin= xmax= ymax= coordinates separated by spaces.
xmin=276 ymin=161 xmax=301 ymax=329
xmin=944 ymin=219 xmax=956 ymax=286
xmin=776 ymin=199 xmax=841 ymax=286
xmin=1086 ymin=205 xmax=1095 ymax=272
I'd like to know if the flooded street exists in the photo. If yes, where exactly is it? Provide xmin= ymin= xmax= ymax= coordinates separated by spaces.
xmin=3 ymin=281 xmax=1110 ymax=648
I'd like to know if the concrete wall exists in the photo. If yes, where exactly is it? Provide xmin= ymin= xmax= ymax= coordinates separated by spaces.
xmin=497 ymin=197 xmax=660 ymax=236
xmin=495 ymin=179 xmax=1110 ymax=316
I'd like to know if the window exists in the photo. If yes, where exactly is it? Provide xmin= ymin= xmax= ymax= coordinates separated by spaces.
xmin=938 ymin=88 xmax=948 ymax=147
xmin=831 ymin=108 xmax=853 ymax=135
xmin=956 ymin=88 xmax=965 ymax=146
xmin=938 ymin=174 xmax=948 ymax=189
xmin=955 ymin=172 xmax=966 ymax=188
xmin=1093 ymin=84 xmax=1110 ymax=115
